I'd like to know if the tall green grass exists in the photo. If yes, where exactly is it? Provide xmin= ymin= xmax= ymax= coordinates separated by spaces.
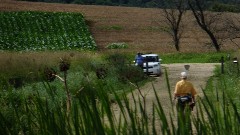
xmin=0 ymin=59 xmax=240 ymax=134
xmin=159 ymin=52 xmax=233 ymax=63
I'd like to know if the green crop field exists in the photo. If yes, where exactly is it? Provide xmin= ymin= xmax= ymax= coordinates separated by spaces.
xmin=0 ymin=11 xmax=96 ymax=51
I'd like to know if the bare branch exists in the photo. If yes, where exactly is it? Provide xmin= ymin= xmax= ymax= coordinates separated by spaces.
xmin=188 ymin=0 xmax=221 ymax=51
xmin=162 ymin=0 xmax=187 ymax=51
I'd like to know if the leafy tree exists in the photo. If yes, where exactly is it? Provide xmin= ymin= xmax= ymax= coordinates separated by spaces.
xmin=210 ymin=2 xmax=240 ymax=12
xmin=128 ymin=0 xmax=142 ymax=7
xmin=22 ymin=0 xmax=240 ymax=9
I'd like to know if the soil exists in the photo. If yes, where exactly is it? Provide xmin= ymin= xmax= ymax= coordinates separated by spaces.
xmin=111 ymin=63 xmax=219 ymax=133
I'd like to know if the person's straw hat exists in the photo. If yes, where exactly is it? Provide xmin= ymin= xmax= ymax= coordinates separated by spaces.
xmin=181 ymin=72 xmax=187 ymax=79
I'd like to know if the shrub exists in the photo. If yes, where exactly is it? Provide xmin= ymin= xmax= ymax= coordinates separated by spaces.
xmin=106 ymin=42 xmax=128 ymax=49
xmin=105 ymin=53 xmax=147 ymax=84
xmin=100 ymin=25 xmax=123 ymax=31
xmin=117 ymin=65 xmax=146 ymax=83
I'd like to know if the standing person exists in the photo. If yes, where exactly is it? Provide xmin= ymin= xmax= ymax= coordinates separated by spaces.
xmin=174 ymin=71 xmax=197 ymax=112
xmin=135 ymin=52 xmax=144 ymax=68
xmin=174 ymin=71 xmax=197 ymax=134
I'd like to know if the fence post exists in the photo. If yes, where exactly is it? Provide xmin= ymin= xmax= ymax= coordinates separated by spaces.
xmin=221 ymin=56 xmax=224 ymax=74
xmin=233 ymin=57 xmax=239 ymax=75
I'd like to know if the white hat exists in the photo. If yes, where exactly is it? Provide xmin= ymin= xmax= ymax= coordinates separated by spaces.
xmin=181 ymin=72 xmax=187 ymax=78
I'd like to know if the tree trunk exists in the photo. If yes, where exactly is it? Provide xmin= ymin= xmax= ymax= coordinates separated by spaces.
xmin=188 ymin=0 xmax=221 ymax=52
xmin=205 ymin=29 xmax=220 ymax=52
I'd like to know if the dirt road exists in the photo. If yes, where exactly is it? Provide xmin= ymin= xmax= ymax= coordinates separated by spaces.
xmin=111 ymin=63 xmax=219 ymax=133
xmin=128 ymin=63 xmax=218 ymax=106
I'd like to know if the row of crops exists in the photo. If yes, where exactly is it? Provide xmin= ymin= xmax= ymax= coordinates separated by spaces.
xmin=0 ymin=11 xmax=97 ymax=51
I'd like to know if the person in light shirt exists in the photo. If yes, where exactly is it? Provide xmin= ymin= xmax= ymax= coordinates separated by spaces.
xmin=174 ymin=71 xmax=197 ymax=111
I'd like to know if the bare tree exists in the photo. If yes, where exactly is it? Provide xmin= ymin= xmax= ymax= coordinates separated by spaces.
xmin=162 ymin=0 xmax=187 ymax=51
xmin=187 ymin=0 xmax=222 ymax=52
xmin=225 ymin=15 xmax=240 ymax=48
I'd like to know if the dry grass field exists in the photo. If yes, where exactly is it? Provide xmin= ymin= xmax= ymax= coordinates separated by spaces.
xmin=0 ymin=0 xmax=240 ymax=53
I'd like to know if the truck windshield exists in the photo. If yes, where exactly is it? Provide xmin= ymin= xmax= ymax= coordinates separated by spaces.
xmin=144 ymin=56 xmax=159 ymax=62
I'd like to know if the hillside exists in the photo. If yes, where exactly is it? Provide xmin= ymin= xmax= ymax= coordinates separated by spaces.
xmin=1 ymin=0 xmax=239 ymax=53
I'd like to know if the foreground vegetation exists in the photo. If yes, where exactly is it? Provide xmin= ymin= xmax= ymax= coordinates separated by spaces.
xmin=0 ymin=51 xmax=240 ymax=134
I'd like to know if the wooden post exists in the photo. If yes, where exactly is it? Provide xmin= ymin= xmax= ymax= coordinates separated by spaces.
xmin=221 ymin=56 xmax=224 ymax=74
xmin=233 ymin=57 xmax=239 ymax=75
xmin=146 ymin=56 xmax=149 ymax=74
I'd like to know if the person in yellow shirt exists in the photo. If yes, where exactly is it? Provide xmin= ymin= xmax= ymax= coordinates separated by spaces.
xmin=174 ymin=71 xmax=197 ymax=112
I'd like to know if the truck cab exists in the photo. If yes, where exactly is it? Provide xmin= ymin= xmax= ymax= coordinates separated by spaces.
xmin=140 ymin=54 xmax=162 ymax=76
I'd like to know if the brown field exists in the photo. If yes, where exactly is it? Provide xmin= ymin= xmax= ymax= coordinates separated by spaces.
xmin=0 ymin=0 xmax=240 ymax=53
